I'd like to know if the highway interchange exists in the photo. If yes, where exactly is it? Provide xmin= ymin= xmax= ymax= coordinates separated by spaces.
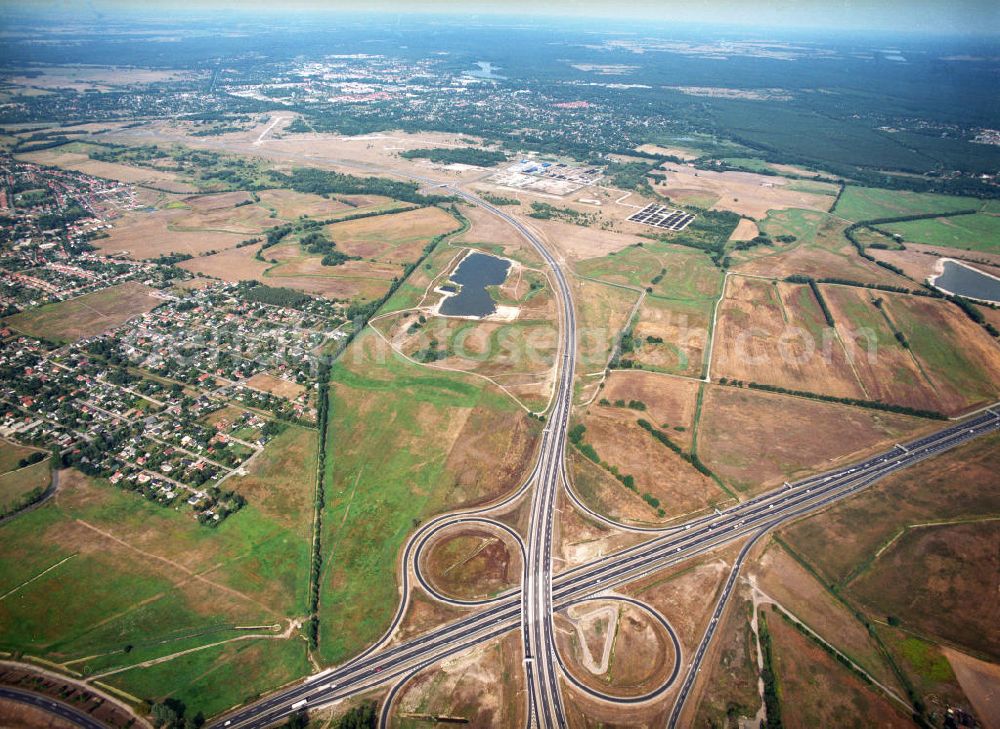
xmin=207 ymin=176 xmax=1000 ymax=729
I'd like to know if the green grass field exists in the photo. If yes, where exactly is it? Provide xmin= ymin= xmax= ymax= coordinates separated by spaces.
xmin=880 ymin=212 xmax=1000 ymax=253
xmin=0 ymin=441 xmax=41 ymax=475
xmin=0 ymin=457 xmax=50 ymax=512
xmin=106 ymin=637 xmax=309 ymax=719
xmin=0 ymin=426 xmax=317 ymax=716
xmin=317 ymin=329 xmax=538 ymax=664
xmin=758 ymin=208 xmax=829 ymax=247
xmin=575 ymin=242 xmax=722 ymax=301
xmin=833 ymin=186 xmax=983 ymax=222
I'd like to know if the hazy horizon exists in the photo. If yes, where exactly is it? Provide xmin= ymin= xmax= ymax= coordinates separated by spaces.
xmin=2 ymin=0 xmax=999 ymax=37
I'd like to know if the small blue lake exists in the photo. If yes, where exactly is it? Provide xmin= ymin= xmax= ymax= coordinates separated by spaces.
xmin=467 ymin=61 xmax=505 ymax=79
xmin=933 ymin=260 xmax=1000 ymax=303
xmin=439 ymin=252 xmax=510 ymax=318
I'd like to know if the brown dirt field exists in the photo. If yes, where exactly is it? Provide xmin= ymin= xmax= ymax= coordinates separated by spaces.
xmin=244 ymin=372 xmax=306 ymax=400
xmin=555 ymin=600 xmax=675 ymax=696
xmin=698 ymin=384 xmax=931 ymax=494
xmin=690 ymin=590 xmax=762 ymax=728
xmin=255 ymin=189 xmax=351 ymax=219
xmin=327 ymin=206 xmax=456 ymax=263
xmin=423 ymin=528 xmax=520 ymax=601
xmin=562 ymin=692 xmax=669 ymax=728
xmin=557 ymin=488 xmax=648 ymax=570
xmin=4 ymin=281 xmax=162 ymax=343
xmin=98 ymin=209 xmax=246 ymax=258
xmin=753 ymin=542 xmax=901 ymax=691
xmin=453 ymin=203 xmax=545 ymax=266
xmin=943 ymin=648 xmax=1000 ymax=729
xmin=729 ymin=218 xmax=759 ymax=241
xmin=629 ymin=545 xmax=739 ymax=652
xmin=440 ymin=404 xmax=540 ymax=508
xmin=780 ymin=431 xmax=1000 ymax=587
xmin=181 ymin=245 xmax=393 ymax=300
xmin=765 ymin=606 xmax=916 ymax=729
xmin=596 ymin=371 xmax=701 ymax=450
xmin=0 ymin=698 xmax=77 ymax=729
xmin=711 ymin=276 xmax=866 ymax=399
xmin=631 ymin=297 xmax=712 ymax=377
xmin=883 ymin=293 xmax=1000 ymax=415
xmin=652 ymin=164 xmax=836 ymax=219
xmin=823 ymin=285 xmax=941 ymax=412
xmin=535 ymin=218 xmax=641 ymax=261
xmin=393 ymin=633 xmax=523 ymax=729
xmin=179 ymin=245 xmax=269 ymax=280
xmin=635 ymin=143 xmax=699 ymax=160
xmin=16 ymin=149 xmax=196 ymax=192
xmin=850 ymin=520 xmax=1000 ymax=661
xmin=390 ymin=590 xmax=469 ymax=648
xmin=576 ymin=408 xmax=728 ymax=521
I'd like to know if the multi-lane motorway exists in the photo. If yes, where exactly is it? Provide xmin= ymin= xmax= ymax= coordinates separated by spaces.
xmin=209 ymin=170 xmax=1000 ymax=729
xmin=0 ymin=686 xmax=108 ymax=729
xmin=213 ymin=407 xmax=999 ymax=728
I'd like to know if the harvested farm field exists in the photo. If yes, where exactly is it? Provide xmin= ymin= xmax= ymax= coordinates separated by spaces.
xmin=731 ymin=208 xmax=911 ymax=287
xmin=568 ymin=410 xmax=727 ymax=525
xmin=753 ymin=543 xmax=901 ymax=691
xmin=596 ymin=370 xmax=701 ymax=450
xmin=16 ymin=147 xmax=197 ymax=192
xmin=97 ymin=208 xmax=248 ymax=259
xmin=880 ymin=292 xmax=1000 ymax=415
xmin=325 ymin=205 xmax=457 ymax=262
xmin=697 ymin=384 xmax=931 ymax=493
xmin=690 ymin=592 xmax=760 ymax=728
xmin=710 ymin=275 xmax=865 ymax=399
xmin=779 ymin=432 xmax=1000 ymax=589
xmin=650 ymin=163 xmax=838 ymax=218
xmin=180 ymin=244 xmax=395 ymax=300
xmin=630 ymin=296 xmax=713 ymax=377
xmin=729 ymin=218 xmax=759 ymax=241
xmin=255 ymin=188 xmax=353 ymax=219
xmin=4 ymin=282 xmax=161 ymax=342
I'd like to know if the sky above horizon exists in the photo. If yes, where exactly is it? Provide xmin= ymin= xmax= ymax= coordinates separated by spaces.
xmin=4 ymin=0 xmax=999 ymax=35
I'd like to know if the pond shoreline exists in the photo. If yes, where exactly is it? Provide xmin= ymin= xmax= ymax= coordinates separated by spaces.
xmin=928 ymin=257 xmax=1000 ymax=304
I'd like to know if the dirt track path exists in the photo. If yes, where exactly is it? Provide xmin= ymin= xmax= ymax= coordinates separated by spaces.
xmin=73 ymin=519 xmax=281 ymax=618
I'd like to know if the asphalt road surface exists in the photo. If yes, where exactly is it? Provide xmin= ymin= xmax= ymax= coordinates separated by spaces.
xmin=0 ymin=686 xmax=108 ymax=729
xmin=204 ymin=169 xmax=1000 ymax=728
